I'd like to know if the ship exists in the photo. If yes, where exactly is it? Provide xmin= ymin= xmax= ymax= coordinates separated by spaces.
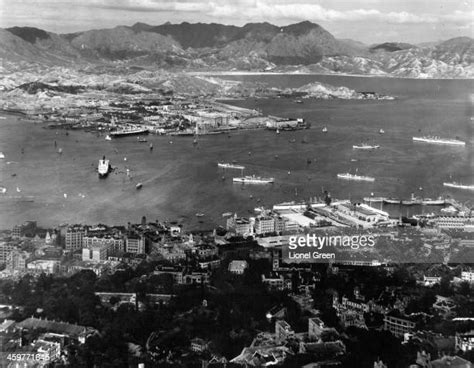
xmin=412 ymin=136 xmax=465 ymax=146
xmin=110 ymin=128 xmax=149 ymax=137
xmin=443 ymin=182 xmax=474 ymax=190
xmin=363 ymin=196 xmax=386 ymax=203
xmin=233 ymin=175 xmax=274 ymax=184
xmin=420 ymin=197 xmax=446 ymax=205
xmin=337 ymin=173 xmax=375 ymax=182
xmin=353 ymin=143 xmax=380 ymax=150
xmin=218 ymin=162 xmax=246 ymax=170
xmin=98 ymin=156 xmax=111 ymax=178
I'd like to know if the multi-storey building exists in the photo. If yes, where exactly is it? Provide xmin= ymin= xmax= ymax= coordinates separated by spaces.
xmin=275 ymin=320 xmax=294 ymax=343
xmin=0 ymin=242 xmax=16 ymax=264
xmin=126 ymin=235 xmax=145 ymax=254
xmin=65 ymin=225 xmax=87 ymax=251
xmin=255 ymin=216 xmax=275 ymax=235
xmin=262 ymin=274 xmax=292 ymax=291
xmin=6 ymin=249 xmax=28 ymax=271
xmin=383 ymin=314 xmax=416 ymax=338
xmin=226 ymin=216 xmax=253 ymax=236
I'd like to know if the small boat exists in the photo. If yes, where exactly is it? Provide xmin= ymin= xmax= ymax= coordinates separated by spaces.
xmin=63 ymin=193 xmax=68 ymax=199
xmin=441 ymin=206 xmax=457 ymax=214
xmin=195 ymin=213 xmax=204 ymax=217
xmin=169 ymin=140 xmax=173 ymax=145
xmin=105 ymin=135 xmax=112 ymax=141
xmin=276 ymin=129 xmax=280 ymax=134
xmin=149 ymin=143 xmax=153 ymax=150
xmin=137 ymin=137 xmax=147 ymax=143
xmin=353 ymin=143 xmax=380 ymax=150
xmin=294 ymin=100 xmax=303 ymax=104
xmin=0 ymin=152 xmax=5 ymax=159
xmin=222 ymin=212 xmax=233 ymax=217
xmin=218 ymin=163 xmax=245 ymax=170
xmin=16 ymin=187 xmax=21 ymax=193
xmin=57 ymin=148 xmax=63 ymax=154
xmin=379 ymin=129 xmax=385 ymax=134
xmin=289 ymin=139 xmax=296 ymax=143
xmin=322 ymin=127 xmax=328 ymax=133
xmin=136 ymin=183 xmax=143 ymax=190
xmin=0 ymin=187 xmax=6 ymax=194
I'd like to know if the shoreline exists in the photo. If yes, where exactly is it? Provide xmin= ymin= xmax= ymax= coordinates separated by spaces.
xmin=187 ymin=70 xmax=474 ymax=81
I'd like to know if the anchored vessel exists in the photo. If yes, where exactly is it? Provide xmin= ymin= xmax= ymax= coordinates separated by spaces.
xmin=218 ymin=162 xmax=246 ymax=170
xmin=412 ymin=136 xmax=465 ymax=146
xmin=110 ymin=128 xmax=149 ymax=137
xmin=353 ymin=143 xmax=380 ymax=150
xmin=98 ymin=156 xmax=111 ymax=178
xmin=233 ymin=175 xmax=274 ymax=184
xmin=337 ymin=173 xmax=375 ymax=182
xmin=443 ymin=182 xmax=474 ymax=190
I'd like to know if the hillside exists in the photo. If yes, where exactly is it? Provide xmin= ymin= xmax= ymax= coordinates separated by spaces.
xmin=1 ymin=22 xmax=472 ymax=78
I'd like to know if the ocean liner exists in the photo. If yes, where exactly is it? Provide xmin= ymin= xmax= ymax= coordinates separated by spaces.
xmin=337 ymin=173 xmax=375 ymax=182
xmin=218 ymin=162 xmax=246 ymax=170
xmin=412 ymin=136 xmax=465 ymax=146
xmin=233 ymin=175 xmax=274 ymax=184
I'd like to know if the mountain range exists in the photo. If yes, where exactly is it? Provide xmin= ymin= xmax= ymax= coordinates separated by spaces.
xmin=1 ymin=21 xmax=473 ymax=78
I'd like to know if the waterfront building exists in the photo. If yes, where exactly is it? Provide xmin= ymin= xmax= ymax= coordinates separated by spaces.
xmin=226 ymin=215 xmax=253 ymax=236
xmin=255 ymin=216 xmax=276 ymax=235
xmin=66 ymin=225 xmax=87 ymax=251
xmin=434 ymin=215 xmax=474 ymax=231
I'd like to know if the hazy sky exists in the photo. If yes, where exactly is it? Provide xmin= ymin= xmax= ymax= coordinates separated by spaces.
xmin=0 ymin=0 xmax=472 ymax=44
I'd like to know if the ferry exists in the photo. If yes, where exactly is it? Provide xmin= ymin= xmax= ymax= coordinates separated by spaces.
xmin=233 ymin=175 xmax=274 ymax=184
xmin=443 ymin=182 xmax=474 ymax=190
xmin=353 ymin=143 xmax=380 ymax=150
xmin=218 ymin=162 xmax=245 ymax=170
xmin=412 ymin=136 xmax=465 ymax=146
xmin=363 ymin=196 xmax=386 ymax=203
xmin=337 ymin=173 xmax=375 ymax=182
xmin=110 ymin=128 xmax=149 ymax=137
xmin=98 ymin=156 xmax=111 ymax=178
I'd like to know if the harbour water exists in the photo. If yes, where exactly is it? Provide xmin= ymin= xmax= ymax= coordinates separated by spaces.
xmin=0 ymin=75 xmax=473 ymax=229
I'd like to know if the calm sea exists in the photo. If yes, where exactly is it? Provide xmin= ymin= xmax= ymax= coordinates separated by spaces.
xmin=0 ymin=75 xmax=473 ymax=229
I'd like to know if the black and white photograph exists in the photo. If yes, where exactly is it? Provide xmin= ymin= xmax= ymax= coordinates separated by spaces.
xmin=0 ymin=0 xmax=473 ymax=367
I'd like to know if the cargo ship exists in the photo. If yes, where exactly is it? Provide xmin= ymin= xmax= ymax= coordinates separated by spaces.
xmin=110 ymin=128 xmax=149 ymax=137
xmin=233 ymin=175 xmax=274 ymax=184
xmin=98 ymin=156 xmax=111 ymax=178
xmin=337 ymin=173 xmax=375 ymax=182
xmin=412 ymin=136 xmax=465 ymax=146
xmin=218 ymin=162 xmax=246 ymax=170
xmin=353 ymin=143 xmax=380 ymax=150
xmin=443 ymin=182 xmax=474 ymax=190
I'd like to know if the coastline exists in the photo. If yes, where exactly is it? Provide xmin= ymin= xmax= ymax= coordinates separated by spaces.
xmin=187 ymin=70 xmax=474 ymax=81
